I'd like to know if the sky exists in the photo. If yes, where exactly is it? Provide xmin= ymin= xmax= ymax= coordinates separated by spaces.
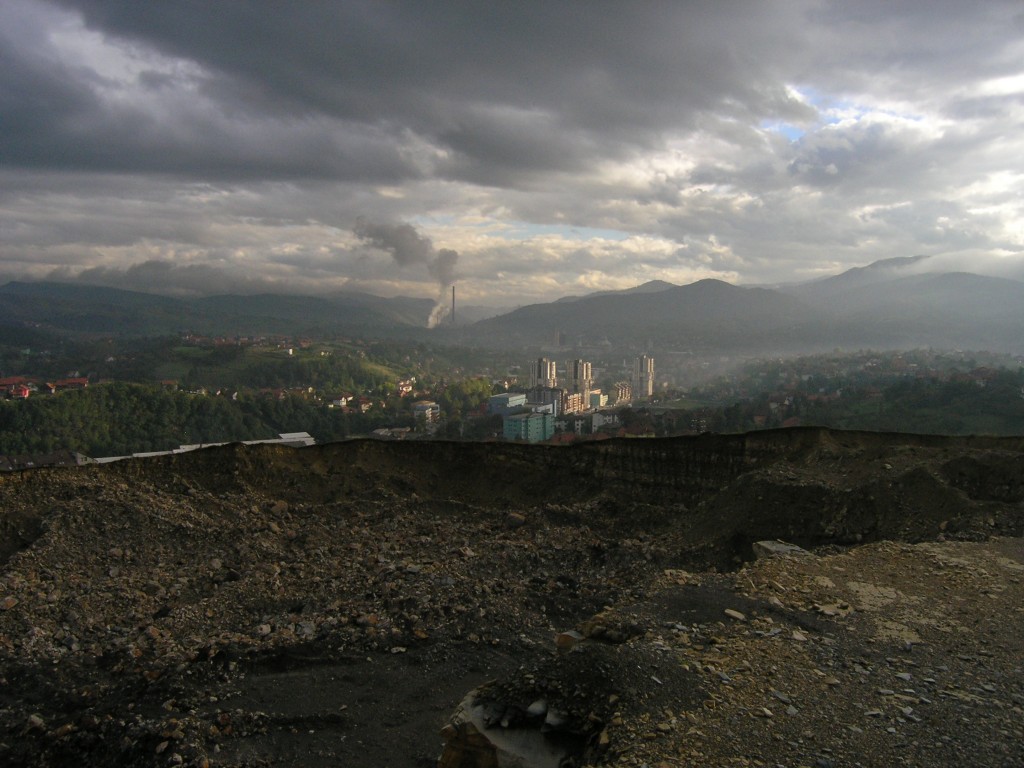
xmin=2 ymin=1 xmax=1024 ymax=311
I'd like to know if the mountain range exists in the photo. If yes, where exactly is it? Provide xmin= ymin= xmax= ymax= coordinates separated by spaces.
xmin=2 ymin=255 xmax=1023 ymax=354
xmin=0 ymin=281 xmax=438 ymax=339
xmin=459 ymin=255 xmax=1024 ymax=353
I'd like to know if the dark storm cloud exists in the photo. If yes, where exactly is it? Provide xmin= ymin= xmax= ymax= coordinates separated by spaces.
xmin=1 ymin=1 xmax=1023 ymax=302
xmin=0 ymin=2 xmax=425 ymax=182
xmin=29 ymin=0 xmax=814 ymax=184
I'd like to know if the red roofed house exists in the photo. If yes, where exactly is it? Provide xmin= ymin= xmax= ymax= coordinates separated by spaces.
xmin=53 ymin=377 xmax=89 ymax=391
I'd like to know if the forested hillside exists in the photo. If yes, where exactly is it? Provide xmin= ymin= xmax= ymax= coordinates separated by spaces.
xmin=699 ymin=366 xmax=1024 ymax=436
xmin=0 ymin=383 xmax=364 ymax=456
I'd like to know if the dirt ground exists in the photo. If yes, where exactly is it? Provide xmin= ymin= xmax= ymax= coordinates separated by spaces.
xmin=0 ymin=429 xmax=1022 ymax=767
xmin=517 ymin=537 xmax=1024 ymax=767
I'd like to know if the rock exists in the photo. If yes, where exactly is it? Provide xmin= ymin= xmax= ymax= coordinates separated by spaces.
xmin=544 ymin=708 xmax=568 ymax=729
xmin=753 ymin=540 xmax=811 ymax=559
xmin=437 ymin=721 xmax=499 ymax=768
xmin=440 ymin=694 xmax=573 ymax=768
xmin=0 ymin=596 xmax=18 ymax=610
xmin=724 ymin=608 xmax=746 ymax=621
xmin=526 ymin=699 xmax=547 ymax=717
xmin=770 ymin=689 xmax=792 ymax=704
xmin=555 ymin=630 xmax=584 ymax=651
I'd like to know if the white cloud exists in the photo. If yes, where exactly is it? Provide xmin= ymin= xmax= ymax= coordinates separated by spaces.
xmin=0 ymin=1 xmax=1023 ymax=304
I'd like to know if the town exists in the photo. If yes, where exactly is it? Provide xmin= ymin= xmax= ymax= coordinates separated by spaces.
xmin=0 ymin=333 xmax=661 ymax=462
xmin=391 ymin=354 xmax=656 ymax=443
xmin=3 ymin=329 xmax=1024 ymax=468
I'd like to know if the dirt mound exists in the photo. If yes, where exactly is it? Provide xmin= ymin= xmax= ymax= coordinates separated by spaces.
xmin=0 ymin=428 xmax=1022 ymax=766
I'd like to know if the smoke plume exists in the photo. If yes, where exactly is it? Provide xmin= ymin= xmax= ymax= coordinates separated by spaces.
xmin=353 ymin=217 xmax=458 ymax=327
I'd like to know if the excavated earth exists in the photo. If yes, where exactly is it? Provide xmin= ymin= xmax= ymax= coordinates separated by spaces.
xmin=0 ymin=427 xmax=1022 ymax=767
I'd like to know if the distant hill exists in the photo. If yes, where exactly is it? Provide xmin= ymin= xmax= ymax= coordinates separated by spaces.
xmin=328 ymin=292 xmax=437 ymax=327
xmin=5 ymin=258 xmax=1024 ymax=355
xmin=783 ymin=254 xmax=931 ymax=299
xmin=0 ymin=281 xmax=190 ymax=336
xmin=0 ymin=281 xmax=434 ymax=338
xmin=461 ymin=260 xmax=1024 ymax=353
xmin=554 ymin=279 xmax=678 ymax=303
xmin=806 ymin=271 xmax=1024 ymax=350
xmin=191 ymin=292 xmax=435 ymax=333
xmin=464 ymin=278 xmax=826 ymax=350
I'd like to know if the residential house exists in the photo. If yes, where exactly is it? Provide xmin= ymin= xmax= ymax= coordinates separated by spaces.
xmin=53 ymin=377 xmax=89 ymax=391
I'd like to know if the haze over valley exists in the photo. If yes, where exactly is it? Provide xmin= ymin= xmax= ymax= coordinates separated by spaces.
xmin=5 ymin=252 xmax=1024 ymax=355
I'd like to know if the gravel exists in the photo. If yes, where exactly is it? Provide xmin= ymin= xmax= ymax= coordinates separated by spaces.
xmin=0 ymin=431 xmax=1021 ymax=767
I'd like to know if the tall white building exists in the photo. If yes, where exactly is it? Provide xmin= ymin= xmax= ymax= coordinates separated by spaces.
xmin=632 ymin=355 xmax=655 ymax=398
xmin=412 ymin=400 xmax=441 ymax=423
xmin=565 ymin=359 xmax=593 ymax=400
xmin=528 ymin=357 xmax=558 ymax=388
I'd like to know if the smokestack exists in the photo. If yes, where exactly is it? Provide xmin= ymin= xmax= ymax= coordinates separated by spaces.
xmin=451 ymin=284 xmax=456 ymax=326
xmin=352 ymin=218 xmax=459 ymax=328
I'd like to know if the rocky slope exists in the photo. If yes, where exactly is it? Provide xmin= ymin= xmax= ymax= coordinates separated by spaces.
xmin=0 ymin=428 xmax=1022 ymax=767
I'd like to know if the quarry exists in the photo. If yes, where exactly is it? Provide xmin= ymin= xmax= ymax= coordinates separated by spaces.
xmin=0 ymin=429 xmax=1022 ymax=767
